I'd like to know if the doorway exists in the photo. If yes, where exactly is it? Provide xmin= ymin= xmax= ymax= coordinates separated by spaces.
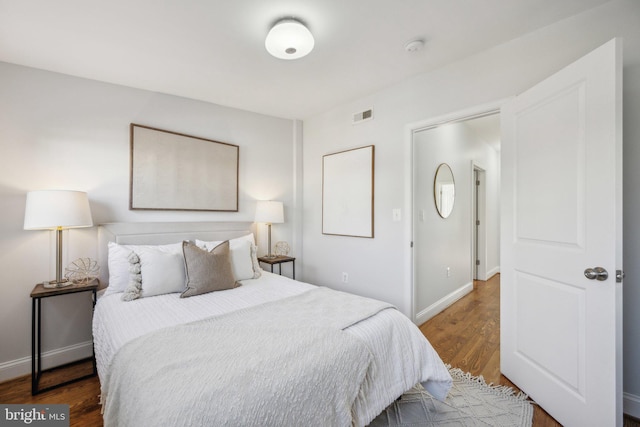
xmin=409 ymin=105 xmax=501 ymax=325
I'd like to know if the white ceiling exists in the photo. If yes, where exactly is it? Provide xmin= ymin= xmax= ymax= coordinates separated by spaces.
xmin=0 ymin=0 xmax=609 ymax=119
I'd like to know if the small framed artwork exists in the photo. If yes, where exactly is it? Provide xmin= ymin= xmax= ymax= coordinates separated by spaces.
xmin=130 ymin=124 xmax=239 ymax=211
xmin=322 ymin=145 xmax=374 ymax=238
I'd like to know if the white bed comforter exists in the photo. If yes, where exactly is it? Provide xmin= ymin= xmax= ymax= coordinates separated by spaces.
xmin=93 ymin=272 xmax=451 ymax=426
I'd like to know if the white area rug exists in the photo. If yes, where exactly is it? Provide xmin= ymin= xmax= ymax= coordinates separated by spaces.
xmin=369 ymin=367 xmax=533 ymax=426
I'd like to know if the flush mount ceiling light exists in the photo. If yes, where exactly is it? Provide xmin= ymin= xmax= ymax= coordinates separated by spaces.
xmin=265 ymin=18 xmax=314 ymax=60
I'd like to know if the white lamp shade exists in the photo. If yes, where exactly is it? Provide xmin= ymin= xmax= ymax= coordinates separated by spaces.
xmin=255 ymin=200 xmax=284 ymax=224
xmin=265 ymin=18 xmax=314 ymax=60
xmin=24 ymin=190 xmax=93 ymax=230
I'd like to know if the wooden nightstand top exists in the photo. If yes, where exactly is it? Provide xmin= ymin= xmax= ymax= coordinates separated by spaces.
xmin=30 ymin=278 xmax=99 ymax=298
xmin=257 ymin=255 xmax=295 ymax=265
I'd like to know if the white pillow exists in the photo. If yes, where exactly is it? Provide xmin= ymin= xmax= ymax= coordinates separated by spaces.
xmin=121 ymin=252 xmax=142 ymax=301
xmin=231 ymin=234 xmax=261 ymax=277
xmin=136 ymin=246 xmax=186 ymax=297
xmin=195 ymin=234 xmax=261 ymax=280
xmin=106 ymin=241 xmax=183 ymax=296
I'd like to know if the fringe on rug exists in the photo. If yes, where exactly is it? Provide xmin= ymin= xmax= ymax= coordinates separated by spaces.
xmin=446 ymin=364 xmax=530 ymax=402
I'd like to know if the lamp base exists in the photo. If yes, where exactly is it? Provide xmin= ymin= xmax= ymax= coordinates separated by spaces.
xmin=43 ymin=279 xmax=72 ymax=289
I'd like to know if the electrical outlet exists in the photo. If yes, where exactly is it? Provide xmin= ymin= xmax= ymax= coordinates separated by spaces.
xmin=342 ymin=272 xmax=349 ymax=283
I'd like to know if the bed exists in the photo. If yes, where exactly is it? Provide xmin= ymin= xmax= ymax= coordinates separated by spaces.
xmin=93 ymin=222 xmax=452 ymax=426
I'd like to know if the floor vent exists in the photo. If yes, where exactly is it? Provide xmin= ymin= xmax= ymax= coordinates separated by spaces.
xmin=352 ymin=108 xmax=373 ymax=124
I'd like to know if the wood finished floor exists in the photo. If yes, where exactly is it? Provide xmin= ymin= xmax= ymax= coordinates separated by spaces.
xmin=0 ymin=274 xmax=637 ymax=426
xmin=0 ymin=361 xmax=102 ymax=427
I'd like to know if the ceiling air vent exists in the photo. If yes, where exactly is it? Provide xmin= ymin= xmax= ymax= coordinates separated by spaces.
xmin=352 ymin=108 xmax=373 ymax=125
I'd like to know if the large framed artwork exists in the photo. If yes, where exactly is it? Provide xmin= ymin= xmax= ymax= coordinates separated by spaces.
xmin=130 ymin=124 xmax=239 ymax=211
xmin=322 ymin=145 xmax=374 ymax=238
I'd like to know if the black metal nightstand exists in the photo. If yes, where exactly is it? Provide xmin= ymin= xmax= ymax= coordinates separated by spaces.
xmin=258 ymin=256 xmax=296 ymax=279
xmin=30 ymin=279 xmax=99 ymax=395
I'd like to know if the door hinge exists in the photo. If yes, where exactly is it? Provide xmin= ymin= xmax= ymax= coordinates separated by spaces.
xmin=476 ymin=260 xmax=480 ymax=266
xmin=476 ymin=220 xmax=480 ymax=226
xmin=410 ymin=241 xmax=414 ymax=248
xmin=476 ymin=180 xmax=480 ymax=186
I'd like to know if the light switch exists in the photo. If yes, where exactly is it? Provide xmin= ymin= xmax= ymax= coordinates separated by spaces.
xmin=393 ymin=209 xmax=401 ymax=222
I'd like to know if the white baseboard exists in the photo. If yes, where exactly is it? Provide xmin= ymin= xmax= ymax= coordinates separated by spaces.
xmin=415 ymin=282 xmax=474 ymax=325
xmin=0 ymin=341 xmax=93 ymax=384
xmin=486 ymin=266 xmax=500 ymax=279
xmin=625 ymin=392 xmax=640 ymax=419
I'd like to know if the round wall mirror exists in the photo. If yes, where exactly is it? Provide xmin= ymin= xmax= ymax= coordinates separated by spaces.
xmin=434 ymin=163 xmax=455 ymax=218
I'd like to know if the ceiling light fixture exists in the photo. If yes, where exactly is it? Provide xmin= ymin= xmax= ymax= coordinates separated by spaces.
xmin=265 ymin=18 xmax=314 ymax=60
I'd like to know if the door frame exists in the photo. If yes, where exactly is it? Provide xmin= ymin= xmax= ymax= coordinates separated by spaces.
xmin=404 ymin=99 xmax=508 ymax=322
xmin=472 ymin=163 xmax=488 ymax=281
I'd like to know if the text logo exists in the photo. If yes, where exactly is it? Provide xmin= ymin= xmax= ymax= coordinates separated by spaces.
xmin=0 ymin=405 xmax=69 ymax=427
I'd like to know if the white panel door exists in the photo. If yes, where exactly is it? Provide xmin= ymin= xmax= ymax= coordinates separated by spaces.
xmin=501 ymin=39 xmax=622 ymax=426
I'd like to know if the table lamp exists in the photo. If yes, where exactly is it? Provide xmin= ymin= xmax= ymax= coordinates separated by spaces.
xmin=24 ymin=190 xmax=93 ymax=288
xmin=254 ymin=200 xmax=284 ymax=258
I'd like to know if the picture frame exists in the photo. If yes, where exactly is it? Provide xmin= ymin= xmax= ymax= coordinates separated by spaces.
xmin=129 ymin=124 xmax=239 ymax=211
xmin=322 ymin=145 xmax=374 ymax=238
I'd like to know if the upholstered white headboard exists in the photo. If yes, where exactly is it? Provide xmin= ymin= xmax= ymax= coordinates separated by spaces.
xmin=97 ymin=221 xmax=255 ymax=286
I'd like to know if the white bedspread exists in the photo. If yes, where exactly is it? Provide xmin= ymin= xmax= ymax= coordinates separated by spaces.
xmin=93 ymin=272 xmax=451 ymax=426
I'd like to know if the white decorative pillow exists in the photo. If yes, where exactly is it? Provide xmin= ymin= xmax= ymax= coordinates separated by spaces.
xmin=106 ymin=242 xmax=183 ymax=296
xmin=195 ymin=234 xmax=261 ymax=280
xmin=229 ymin=239 xmax=255 ymax=281
xmin=137 ymin=246 xmax=186 ymax=298
xmin=121 ymin=252 xmax=142 ymax=301
xmin=248 ymin=242 xmax=262 ymax=278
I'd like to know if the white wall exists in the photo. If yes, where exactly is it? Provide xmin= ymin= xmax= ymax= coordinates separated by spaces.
xmin=413 ymin=121 xmax=500 ymax=321
xmin=0 ymin=63 xmax=297 ymax=381
xmin=301 ymin=0 xmax=640 ymax=414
